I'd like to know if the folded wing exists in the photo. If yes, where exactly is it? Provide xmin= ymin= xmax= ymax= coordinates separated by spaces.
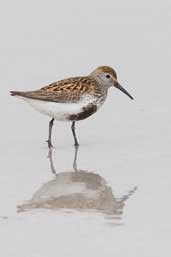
xmin=10 ymin=77 xmax=97 ymax=103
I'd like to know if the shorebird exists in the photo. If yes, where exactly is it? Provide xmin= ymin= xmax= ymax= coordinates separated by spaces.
xmin=10 ymin=66 xmax=133 ymax=147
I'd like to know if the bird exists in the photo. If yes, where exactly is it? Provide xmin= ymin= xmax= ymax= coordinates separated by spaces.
xmin=10 ymin=66 xmax=134 ymax=147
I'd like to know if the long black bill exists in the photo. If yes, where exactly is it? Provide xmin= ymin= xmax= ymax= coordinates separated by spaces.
xmin=115 ymin=82 xmax=134 ymax=100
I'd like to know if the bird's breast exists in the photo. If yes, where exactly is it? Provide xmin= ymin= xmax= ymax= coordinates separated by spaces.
xmin=66 ymin=95 xmax=104 ymax=121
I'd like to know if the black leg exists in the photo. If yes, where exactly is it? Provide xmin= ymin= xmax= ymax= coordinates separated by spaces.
xmin=46 ymin=118 xmax=54 ymax=148
xmin=71 ymin=121 xmax=79 ymax=146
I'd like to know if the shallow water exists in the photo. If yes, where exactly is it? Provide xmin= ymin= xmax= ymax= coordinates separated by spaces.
xmin=1 ymin=0 xmax=171 ymax=256
xmin=1 ymin=79 xmax=171 ymax=257
xmin=1 ymin=133 xmax=171 ymax=256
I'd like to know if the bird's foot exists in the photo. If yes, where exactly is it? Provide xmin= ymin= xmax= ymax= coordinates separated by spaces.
xmin=74 ymin=142 xmax=79 ymax=147
xmin=46 ymin=139 xmax=54 ymax=149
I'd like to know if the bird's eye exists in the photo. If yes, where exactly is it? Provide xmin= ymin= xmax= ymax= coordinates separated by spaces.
xmin=106 ymin=74 xmax=110 ymax=79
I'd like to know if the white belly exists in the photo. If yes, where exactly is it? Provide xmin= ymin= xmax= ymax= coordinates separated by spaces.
xmin=17 ymin=95 xmax=102 ymax=121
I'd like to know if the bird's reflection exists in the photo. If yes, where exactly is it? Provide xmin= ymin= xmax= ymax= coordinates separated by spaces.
xmin=17 ymin=147 xmax=137 ymax=218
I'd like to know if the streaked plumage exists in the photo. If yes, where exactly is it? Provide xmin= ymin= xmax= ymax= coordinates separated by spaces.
xmin=12 ymin=77 xmax=101 ymax=103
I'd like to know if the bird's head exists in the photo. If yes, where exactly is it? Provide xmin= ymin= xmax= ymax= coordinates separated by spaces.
xmin=90 ymin=66 xmax=134 ymax=100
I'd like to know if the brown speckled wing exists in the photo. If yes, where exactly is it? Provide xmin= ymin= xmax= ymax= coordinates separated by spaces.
xmin=12 ymin=77 xmax=98 ymax=103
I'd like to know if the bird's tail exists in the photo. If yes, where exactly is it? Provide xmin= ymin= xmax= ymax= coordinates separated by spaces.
xmin=10 ymin=91 xmax=27 ymax=97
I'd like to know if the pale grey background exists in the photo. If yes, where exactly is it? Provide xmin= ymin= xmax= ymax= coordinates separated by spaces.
xmin=0 ymin=1 xmax=171 ymax=257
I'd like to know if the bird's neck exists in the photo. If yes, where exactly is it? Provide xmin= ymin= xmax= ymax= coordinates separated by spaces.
xmin=90 ymin=76 xmax=109 ymax=96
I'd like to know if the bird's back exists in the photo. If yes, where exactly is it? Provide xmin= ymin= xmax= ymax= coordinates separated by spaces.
xmin=11 ymin=76 xmax=104 ymax=103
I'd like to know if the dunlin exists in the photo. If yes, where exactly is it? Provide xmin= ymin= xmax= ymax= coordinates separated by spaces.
xmin=10 ymin=66 xmax=133 ymax=147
